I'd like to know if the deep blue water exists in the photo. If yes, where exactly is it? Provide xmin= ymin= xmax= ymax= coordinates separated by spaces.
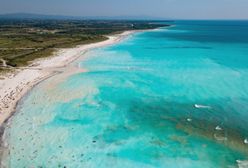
xmin=2 ymin=21 xmax=248 ymax=167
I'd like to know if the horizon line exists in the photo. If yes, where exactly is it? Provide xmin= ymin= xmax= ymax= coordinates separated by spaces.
xmin=0 ymin=12 xmax=248 ymax=21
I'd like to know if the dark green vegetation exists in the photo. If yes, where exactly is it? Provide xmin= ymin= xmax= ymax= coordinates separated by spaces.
xmin=0 ymin=20 xmax=167 ymax=71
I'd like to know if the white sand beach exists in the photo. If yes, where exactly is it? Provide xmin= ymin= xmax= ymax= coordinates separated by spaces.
xmin=0 ymin=31 xmax=136 ymax=125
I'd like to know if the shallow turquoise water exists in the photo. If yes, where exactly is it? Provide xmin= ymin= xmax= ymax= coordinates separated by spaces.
xmin=2 ymin=21 xmax=248 ymax=167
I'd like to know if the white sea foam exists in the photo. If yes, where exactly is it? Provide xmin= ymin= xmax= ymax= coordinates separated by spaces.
xmin=214 ymin=134 xmax=228 ymax=141
xmin=237 ymin=160 xmax=248 ymax=168
xmin=194 ymin=104 xmax=211 ymax=109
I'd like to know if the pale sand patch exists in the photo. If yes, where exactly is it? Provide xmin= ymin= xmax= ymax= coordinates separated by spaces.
xmin=0 ymin=30 xmax=138 ymax=125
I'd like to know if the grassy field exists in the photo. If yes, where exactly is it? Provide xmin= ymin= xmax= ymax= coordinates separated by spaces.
xmin=0 ymin=20 xmax=167 ymax=72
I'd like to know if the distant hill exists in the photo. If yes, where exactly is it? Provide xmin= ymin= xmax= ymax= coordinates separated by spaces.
xmin=0 ymin=13 xmax=169 ymax=20
xmin=0 ymin=13 xmax=82 ymax=20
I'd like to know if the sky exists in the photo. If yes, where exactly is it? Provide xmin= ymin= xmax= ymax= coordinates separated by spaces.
xmin=1 ymin=0 xmax=248 ymax=19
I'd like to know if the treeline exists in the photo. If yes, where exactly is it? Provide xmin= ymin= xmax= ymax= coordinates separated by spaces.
xmin=0 ymin=20 xmax=168 ymax=70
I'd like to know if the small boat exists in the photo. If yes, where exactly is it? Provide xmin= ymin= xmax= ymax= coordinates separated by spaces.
xmin=215 ymin=125 xmax=223 ymax=131
xmin=187 ymin=118 xmax=192 ymax=122
xmin=194 ymin=104 xmax=211 ymax=109
xmin=244 ymin=138 xmax=248 ymax=144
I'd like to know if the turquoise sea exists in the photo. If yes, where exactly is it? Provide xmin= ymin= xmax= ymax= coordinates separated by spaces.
xmin=2 ymin=21 xmax=248 ymax=167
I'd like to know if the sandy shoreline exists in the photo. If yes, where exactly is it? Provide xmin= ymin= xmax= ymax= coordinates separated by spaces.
xmin=0 ymin=30 xmax=137 ymax=126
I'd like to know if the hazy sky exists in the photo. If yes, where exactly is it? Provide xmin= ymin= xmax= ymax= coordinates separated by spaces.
xmin=1 ymin=0 xmax=248 ymax=19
